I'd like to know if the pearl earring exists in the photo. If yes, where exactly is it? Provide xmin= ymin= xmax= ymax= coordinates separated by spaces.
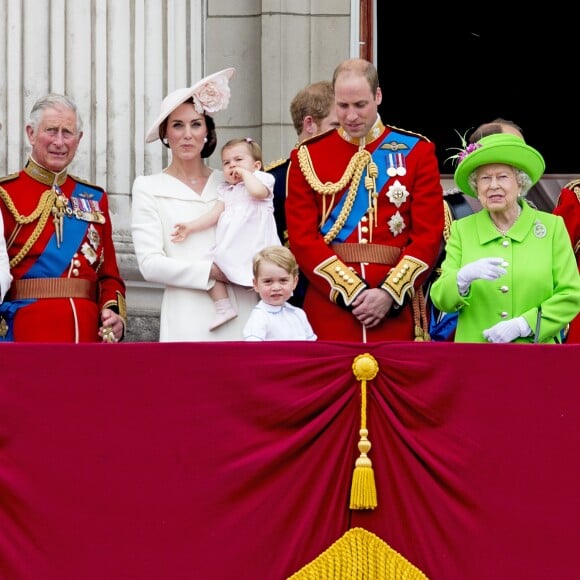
xmin=203 ymin=136 xmax=208 ymax=143
xmin=162 ymin=137 xmax=169 ymax=145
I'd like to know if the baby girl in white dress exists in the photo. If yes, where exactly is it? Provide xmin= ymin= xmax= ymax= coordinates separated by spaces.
xmin=172 ymin=137 xmax=280 ymax=330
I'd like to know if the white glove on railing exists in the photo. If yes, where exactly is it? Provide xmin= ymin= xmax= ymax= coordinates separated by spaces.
xmin=483 ymin=317 xmax=532 ymax=343
xmin=457 ymin=257 xmax=507 ymax=295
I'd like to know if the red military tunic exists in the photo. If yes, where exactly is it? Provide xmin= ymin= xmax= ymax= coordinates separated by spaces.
xmin=553 ymin=179 xmax=580 ymax=342
xmin=286 ymin=118 xmax=444 ymax=342
xmin=0 ymin=158 xmax=126 ymax=342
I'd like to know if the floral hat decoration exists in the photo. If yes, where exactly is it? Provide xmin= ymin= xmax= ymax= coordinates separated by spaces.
xmin=145 ymin=67 xmax=236 ymax=143
xmin=452 ymin=132 xmax=545 ymax=197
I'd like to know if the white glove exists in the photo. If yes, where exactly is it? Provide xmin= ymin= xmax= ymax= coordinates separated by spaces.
xmin=483 ymin=316 xmax=532 ymax=343
xmin=457 ymin=257 xmax=507 ymax=295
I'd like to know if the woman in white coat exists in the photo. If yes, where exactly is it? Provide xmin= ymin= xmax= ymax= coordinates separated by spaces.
xmin=131 ymin=68 xmax=258 ymax=341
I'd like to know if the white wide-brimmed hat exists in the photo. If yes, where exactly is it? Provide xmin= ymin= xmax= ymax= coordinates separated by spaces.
xmin=145 ymin=67 xmax=235 ymax=143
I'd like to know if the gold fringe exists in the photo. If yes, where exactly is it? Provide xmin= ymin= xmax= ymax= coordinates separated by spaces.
xmin=288 ymin=527 xmax=429 ymax=579
xmin=350 ymin=354 xmax=379 ymax=510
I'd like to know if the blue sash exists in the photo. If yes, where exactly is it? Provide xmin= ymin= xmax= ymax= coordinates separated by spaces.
xmin=321 ymin=130 xmax=419 ymax=242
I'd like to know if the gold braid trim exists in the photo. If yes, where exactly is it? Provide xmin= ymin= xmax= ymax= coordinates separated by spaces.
xmin=297 ymin=145 xmax=373 ymax=244
xmin=0 ymin=186 xmax=57 ymax=268
xmin=442 ymin=199 xmax=454 ymax=242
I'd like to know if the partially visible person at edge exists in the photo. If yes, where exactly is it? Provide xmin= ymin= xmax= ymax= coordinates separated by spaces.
xmin=0 ymin=213 xmax=12 ymax=303
xmin=552 ymin=178 xmax=580 ymax=342
xmin=430 ymin=133 xmax=580 ymax=343
xmin=131 ymin=68 xmax=259 ymax=341
xmin=265 ymin=80 xmax=339 ymax=307
xmin=427 ymin=118 xmax=526 ymax=340
xmin=285 ymin=58 xmax=444 ymax=342
xmin=243 ymin=245 xmax=317 ymax=341
xmin=171 ymin=137 xmax=280 ymax=331
xmin=0 ymin=93 xmax=126 ymax=343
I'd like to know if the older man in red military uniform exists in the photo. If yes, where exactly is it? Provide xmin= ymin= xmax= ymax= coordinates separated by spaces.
xmin=0 ymin=93 xmax=126 ymax=342
xmin=286 ymin=58 xmax=444 ymax=342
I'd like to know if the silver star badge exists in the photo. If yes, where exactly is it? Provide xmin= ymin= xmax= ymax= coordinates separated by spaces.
xmin=386 ymin=179 xmax=410 ymax=208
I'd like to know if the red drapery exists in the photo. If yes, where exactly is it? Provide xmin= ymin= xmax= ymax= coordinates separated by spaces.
xmin=0 ymin=341 xmax=578 ymax=579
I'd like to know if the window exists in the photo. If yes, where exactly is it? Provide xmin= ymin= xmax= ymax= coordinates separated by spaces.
xmin=376 ymin=15 xmax=576 ymax=175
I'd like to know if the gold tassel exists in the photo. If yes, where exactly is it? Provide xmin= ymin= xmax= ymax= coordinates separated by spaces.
xmin=350 ymin=354 xmax=379 ymax=510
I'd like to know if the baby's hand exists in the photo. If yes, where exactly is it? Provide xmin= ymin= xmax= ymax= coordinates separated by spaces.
xmin=171 ymin=223 xmax=187 ymax=243
xmin=235 ymin=167 xmax=251 ymax=180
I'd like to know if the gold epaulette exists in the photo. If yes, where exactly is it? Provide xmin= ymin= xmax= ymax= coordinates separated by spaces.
xmin=564 ymin=178 xmax=580 ymax=192
xmin=69 ymin=174 xmax=105 ymax=192
xmin=385 ymin=124 xmax=432 ymax=143
xmin=0 ymin=172 xmax=19 ymax=184
xmin=264 ymin=158 xmax=288 ymax=172
xmin=560 ymin=178 xmax=580 ymax=205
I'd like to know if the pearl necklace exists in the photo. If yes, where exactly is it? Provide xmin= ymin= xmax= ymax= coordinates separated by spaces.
xmin=492 ymin=205 xmax=522 ymax=236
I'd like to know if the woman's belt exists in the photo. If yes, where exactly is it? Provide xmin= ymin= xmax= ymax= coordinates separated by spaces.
xmin=331 ymin=243 xmax=401 ymax=265
xmin=6 ymin=278 xmax=97 ymax=301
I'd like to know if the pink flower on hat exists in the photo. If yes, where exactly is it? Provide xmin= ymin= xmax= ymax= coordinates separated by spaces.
xmin=445 ymin=129 xmax=482 ymax=166
xmin=192 ymin=75 xmax=231 ymax=115
xmin=457 ymin=142 xmax=481 ymax=162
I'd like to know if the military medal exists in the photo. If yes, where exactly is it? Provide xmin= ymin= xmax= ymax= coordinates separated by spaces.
xmin=387 ymin=153 xmax=397 ymax=177
xmin=51 ymin=186 xmax=70 ymax=248
xmin=71 ymin=197 xmax=106 ymax=223
xmin=396 ymin=153 xmax=407 ymax=176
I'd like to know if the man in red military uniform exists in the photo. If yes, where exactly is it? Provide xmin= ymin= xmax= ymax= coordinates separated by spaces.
xmin=286 ymin=58 xmax=444 ymax=342
xmin=553 ymin=178 xmax=580 ymax=342
xmin=0 ymin=93 xmax=126 ymax=342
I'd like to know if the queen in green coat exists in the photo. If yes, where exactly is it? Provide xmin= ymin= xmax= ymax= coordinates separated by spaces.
xmin=430 ymin=133 xmax=580 ymax=343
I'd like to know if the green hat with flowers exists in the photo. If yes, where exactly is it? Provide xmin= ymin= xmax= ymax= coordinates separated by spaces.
xmin=453 ymin=133 xmax=545 ymax=197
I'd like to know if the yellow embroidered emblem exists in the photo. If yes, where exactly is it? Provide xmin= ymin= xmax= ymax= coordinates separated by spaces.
xmin=314 ymin=257 xmax=365 ymax=306
xmin=382 ymin=256 xmax=428 ymax=305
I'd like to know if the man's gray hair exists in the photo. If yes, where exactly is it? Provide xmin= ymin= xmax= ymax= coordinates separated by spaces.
xmin=28 ymin=93 xmax=83 ymax=134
